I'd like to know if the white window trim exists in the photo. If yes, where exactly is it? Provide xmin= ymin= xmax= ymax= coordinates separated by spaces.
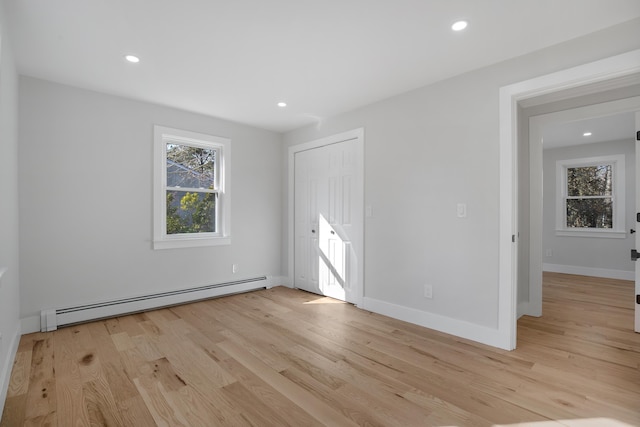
xmin=555 ymin=154 xmax=625 ymax=239
xmin=153 ymin=125 xmax=231 ymax=249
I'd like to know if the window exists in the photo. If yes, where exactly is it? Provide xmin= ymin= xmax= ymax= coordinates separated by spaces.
xmin=154 ymin=126 xmax=230 ymax=249
xmin=556 ymin=155 xmax=625 ymax=238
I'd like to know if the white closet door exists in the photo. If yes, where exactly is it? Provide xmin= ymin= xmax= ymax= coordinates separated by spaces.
xmin=294 ymin=138 xmax=358 ymax=302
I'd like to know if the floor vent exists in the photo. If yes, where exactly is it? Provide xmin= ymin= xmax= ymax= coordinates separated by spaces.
xmin=40 ymin=276 xmax=270 ymax=332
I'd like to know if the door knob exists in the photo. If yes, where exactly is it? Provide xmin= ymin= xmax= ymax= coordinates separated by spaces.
xmin=632 ymin=229 xmax=636 ymax=234
xmin=311 ymin=229 xmax=316 ymax=233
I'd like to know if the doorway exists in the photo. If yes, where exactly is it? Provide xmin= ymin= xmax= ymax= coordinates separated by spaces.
xmin=498 ymin=49 xmax=640 ymax=350
xmin=287 ymin=129 xmax=364 ymax=306
xmin=525 ymin=98 xmax=640 ymax=320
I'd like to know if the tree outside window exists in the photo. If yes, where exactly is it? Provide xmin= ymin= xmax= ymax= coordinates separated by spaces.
xmin=165 ymin=144 xmax=217 ymax=234
xmin=565 ymin=164 xmax=612 ymax=229
xmin=556 ymin=155 xmax=625 ymax=238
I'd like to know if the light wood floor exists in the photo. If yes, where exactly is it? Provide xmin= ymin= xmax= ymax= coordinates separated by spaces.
xmin=2 ymin=272 xmax=639 ymax=426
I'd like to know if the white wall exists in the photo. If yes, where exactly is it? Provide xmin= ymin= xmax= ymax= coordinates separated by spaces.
xmin=543 ymin=139 xmax=635 ymax=279
xmin=0 ymin=2 xmax=21 ymax=416
xmin=18 ymin=77 xmax=283 ymax=330
xmin=282 ymin=18 xmax=640 ymax=344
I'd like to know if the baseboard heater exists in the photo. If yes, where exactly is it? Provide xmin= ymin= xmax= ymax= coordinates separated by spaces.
xmin=40 ymin=276 xmax=270 ymax=332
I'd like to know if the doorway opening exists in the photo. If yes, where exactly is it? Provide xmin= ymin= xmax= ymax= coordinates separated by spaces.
xmin=523 ymin=98 xmax=640 ymax=322
xmin=499 ymin=49 xmax=640 ymax=350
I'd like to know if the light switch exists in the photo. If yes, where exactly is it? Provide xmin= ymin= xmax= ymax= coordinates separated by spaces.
xmin=457 ymin=203 xmax=467 ymax=218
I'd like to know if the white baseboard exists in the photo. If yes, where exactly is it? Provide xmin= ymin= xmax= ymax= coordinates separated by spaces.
xmin=0 ymin=324 xmax=21 ymax=421
xmin=272 ymin=276 xmax=292 ymax=288
xmin=361 ymin=297 xmax=507 ymax=349
xmin=543 ymin=263 xmax=634 ymax=281
xmin=21 ymin=316 xmax=40 ymax=335
xmin=517 ymin=301 xmax=529 ymax=319
xmin=267 ymin=276 xmax=291 ymax=288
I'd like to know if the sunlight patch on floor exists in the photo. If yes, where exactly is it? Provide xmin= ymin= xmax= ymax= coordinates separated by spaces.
xmin=302 ymin=296 xmax=346 ymax=305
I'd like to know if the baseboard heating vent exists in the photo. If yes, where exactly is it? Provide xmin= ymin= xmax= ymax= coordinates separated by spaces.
xmin=41 ymin=276 xmax=270 ymax=332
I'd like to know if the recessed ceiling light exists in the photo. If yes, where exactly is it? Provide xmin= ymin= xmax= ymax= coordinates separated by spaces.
xmin=277 ymin=102 xmax=287 ymax=108
xmin=124 ymin=55 xmax=140 ymax=63
xmin=583 ymin=132 xmax=592 ymax=136
xmin=451 ymin=20 xmax=468 ymax=31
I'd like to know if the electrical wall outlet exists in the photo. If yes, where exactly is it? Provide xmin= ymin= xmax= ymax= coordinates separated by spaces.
xmin=424 ymin=284 xmax=433 ymax=299
xmin=232 ymin=264 xmax=238 ymax=274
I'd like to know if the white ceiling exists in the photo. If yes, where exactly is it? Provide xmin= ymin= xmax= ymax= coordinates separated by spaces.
xmin=4 ymin=0 xmax=640 ymax=133
xmin=541 ymin=112 xmax=636 ymax=150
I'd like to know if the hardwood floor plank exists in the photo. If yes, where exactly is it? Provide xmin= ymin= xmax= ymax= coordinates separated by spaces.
xmin=23 ymin=334 xmax=57 ymax=424
xmin=6 ymin=350 xmax=31 ymax=398
xmin=86 ymin=322 xmax=140 ymax=404
xmin=280 ymin=365 xmax=389 ymax=427
xmin=402 ymin=389 xmax=495 ymax=427
xmin=166 ymin=385 xmax=249 ymax=427
xmin=144 ymin=357 xmax=189 ymax=393
xmin=0 ymin=395 xmax=26 ymax=427
xmin=220 ymin=381 xmax=297 ymax=427
xmin=156 ymin=331 xmax=236 ymax=389
xmin=129 ymin=334 xmax=164 ymax=364
xmin=82 ymin=378 xmax=125 ymax=427
xmin=132 ymin=376 xmax=189 ymax=427
xmin=217 ymin=357 xmax=323 ymax=427
xmin=116 ymin=395 xmax=157 ymax=427
xmin=111 ymin=315 xmax=146 ymax=338
xmin=53 ymin=376 xmax=89 ymax=426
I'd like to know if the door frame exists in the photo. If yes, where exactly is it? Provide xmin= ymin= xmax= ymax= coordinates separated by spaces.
xmin=499 ymin=49 xmax=640 ymax=350
xmin=288 ymin=128 xmax=365 ymax=306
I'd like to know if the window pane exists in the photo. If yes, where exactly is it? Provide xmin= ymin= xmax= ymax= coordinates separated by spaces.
xmin=166 ymin=144 xmax=215 ymax=189
xmin=567 ymin=165 xmax=612 ymax=197
xmin=166 ymin=190 xmax=216 ymax=234
xmin=566 ymin=198 xmax=612 ymax=228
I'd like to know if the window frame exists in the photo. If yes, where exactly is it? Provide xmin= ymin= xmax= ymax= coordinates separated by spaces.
xmin=555 ymin=154 xmax=625 ymax=239
xmin=153 ymin=125 xmax=231 ymax=249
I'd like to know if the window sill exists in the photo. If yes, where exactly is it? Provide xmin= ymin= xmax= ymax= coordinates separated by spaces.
xmin=555 ymin=229 xmax=627 ymax=239
xmin=153 ymin=236 xmax=231 ymax=250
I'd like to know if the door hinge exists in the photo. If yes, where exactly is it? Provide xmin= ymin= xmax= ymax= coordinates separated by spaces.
xmin=637 ymin=130 xmax=640 ymax=141
xmin=631 ymin=249 xmax=640 ymax=261
xmin=512 ymin=234 xmax=515 ymax=243
xmin=637 ymin=294 xmax=640 ymax=304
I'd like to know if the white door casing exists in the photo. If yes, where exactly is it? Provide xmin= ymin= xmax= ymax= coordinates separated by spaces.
xmin=288 ymin=129 xmax=364 ymax=306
